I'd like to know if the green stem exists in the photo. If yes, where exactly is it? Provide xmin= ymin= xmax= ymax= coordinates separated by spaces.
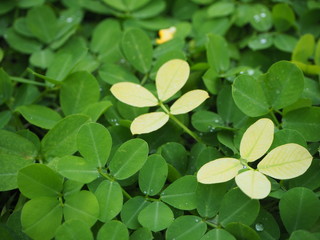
xmin=11 ymin=77 xmax=47 ymax=87
xmin=98 ymin=168 xmax=132 ymax=199
xmin=159 ymin=102 xmax=203 ymax=143
xmin=141 ymin=73 xmax=149 ymax=85
xmin=205 ymin=220 xmax=219 ymax=229
xmin=27 ymin=68 xmax=61 ymax=85
xmin=269 ymin=110 xmax=280 ymax=128
xmin=13 ymin=194 xmax=27 ymax=212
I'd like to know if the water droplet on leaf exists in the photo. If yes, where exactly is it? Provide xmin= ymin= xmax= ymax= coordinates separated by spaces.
xmin=255 ymin=223 xmax=264 ymax=232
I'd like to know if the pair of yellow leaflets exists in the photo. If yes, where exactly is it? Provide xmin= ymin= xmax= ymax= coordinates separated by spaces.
xmin=111 ymin=59 xmax=209 ymax=134
xmin=197 ymin=118 xmax=313 ymax=199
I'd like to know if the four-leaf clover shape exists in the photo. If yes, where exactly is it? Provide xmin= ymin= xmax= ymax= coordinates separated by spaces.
xmin=111 ymin=59 xmax=209 ymax=135
xmin=197 ymin=118 xmax=313 ymax=199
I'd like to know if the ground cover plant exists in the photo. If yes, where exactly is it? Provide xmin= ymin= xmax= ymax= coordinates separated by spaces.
xmin=1 ymin=0 xmax=320 ymax=239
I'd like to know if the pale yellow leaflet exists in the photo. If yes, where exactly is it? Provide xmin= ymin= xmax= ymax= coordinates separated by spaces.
xmin=110 ymin=82 xmax=158 ymax=107
xmin=130 ymin=112 xmax=169 ymax=135
xmin=257 ymin=143 xmax=313 ymax=179
xmin=235 ymin=170 xmax=271 ymax=199
xmin=170 ymin=90 xmax=209 ymax=115
xmin=197 ymin=158 xmax=242 ymax=184
xmin=156 ymin=59 xmax=190 ymax=101
xmin=240 ymin=118 xmax=274 ymax=162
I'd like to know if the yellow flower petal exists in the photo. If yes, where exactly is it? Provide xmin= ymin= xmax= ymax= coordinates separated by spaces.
xmin=240 ymin=118 xmax=274 ymax=162
xmin=235 ymin=170 xmax=271 ymax=199
xmin=130 ymin=112 xmax=169 ymax=135
xmin=257 ymin=143 xmax=313 ymax=179
xmin=197 ymin=158 xmax=242 ymax=184
xmin=156 ymin=26 xmax=176 ymax=44
xmin=170 ymin=90 xmax=209 ymax=115
xmin=110 ymin=82 xmax=158 ymax=107
xmin=156 ymin=59 xmax=190 ymax=102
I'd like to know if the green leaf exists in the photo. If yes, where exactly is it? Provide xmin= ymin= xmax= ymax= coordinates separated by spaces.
xmin=0 ymin=110 xmax=11 ymax=129
xmin=253 ymin=208 xmax=280 ymax=240
xmin=5 ymin=28 xmax=42 ymax=54
xmin=138 ymin=201 xmax=174 ymax=232
xmin=272 ymin=3 xmax=295 ymax=31
xmin=30 ymin=49 xmax=54 ymax=69
xmin=130 ymin=227 xmax=153 ymax=240
xmin=0 ymin=68 xmax=13 ymax=104
xmin=159 ymin=142 xmax=188 ymax=175
xmin=196 ymin=183 xmax=228 ymax=218
xmin=161 ymin=175 xmax=197 ymax=210
xmin=0 ymin=129 xmax=37 ymax=159
xmin=120 ymin=196 xmax=150 ymax=230
xmin=26 ymin=5 xmax=57 ymax=43
xmin=16 ymin=105 xmax=62 ymax=129
xmin=232 ymin=75 xmax=269 ymax=117
xmin=18 ymin=164 xmax=63 ymax=199
xmin=261 ymin=61 xmax=304 ymax=110
xmin=206 ymin=34 xmax=230 ymax=73
xmin=279 ymin=187 xmax=320 ymax=233
xmin=273 ymin=34 xmax=297 ymax=53
xmin=166 ymin=216 xmax=207 ymax=240
xmin=121 ymin=28 xmax=153 ymax=74
xmin=95 ymin=180 xmax=123 ymax=222
xmin=289 ymin=230 xmax=319 ymax=240
xmin=292 ymin=34 xmax=315 ymax=64
xmin=200 ymin=229 xmax=236 ymax=240
xmin=192 ymin=110 xmax=224 ymax=132
xmin=207 ymin=2 xmax=235 ymax=18
xmin=21 ymin=197 xmax=62 ymax=240
xmin=56 ymin=156 xmax=99 ymax=183
xmin=109 ymin=138 xmax=149 ymax=180
xmin=60 ymin=71 xmax=100 ymax=116
xmin=139 ymin=154 xmax=168 ymax=196
xmin=249 ymin=4 xmax=272 ymax=32
xmin=0 ymin=153 xmax=33 ymax=191
xmin=248 ymin=33 xmax=273 ymax=50
xmin=282 ymin=107 xmax=320 ymax=142
xmin=64 ymin=191 xmax=99 ymax=227
xmin=99 ymin=64 xmax=140 ymax=85
xmin=41 ymin=114 xmax=90 ymax=159
xmin=202 ymin=68 xmax=219 ymax=94
xmin=302 ymin=77 xmax=320 ymax=105
xmin=219 ymin=188 xmax=260 ymax=227
xmin=82 ymin=101 xmax=112 ymax=122
xmin=77 ymin=123 xmax=112 ymax=168
xmin=225 ymin=222 xmax=260 ymax=240
xmin=270 ymin=129 xmax=307 ymax=150
xmin=97 ymin=220 xmax=129 ymax=240
xmin=55 ymin=220 xmax=94 ymax=240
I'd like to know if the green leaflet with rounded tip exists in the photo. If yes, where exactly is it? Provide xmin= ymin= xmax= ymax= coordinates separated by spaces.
xmin=21 ymin=197 xmax=62 ymax=240
xmin=161 ymin=175 xmax=197 ymax=210
xmin=138 ymin=201 xmax=174 ymax=232
xmin=97 ymin=220 xmax=129 ymax=240
xmin=63 ymin=191 xmax=99 ymax=227
xmin=200 ymin=229 xmax=236 ymax=240
xmin=77 ymin=122 xmax=112 ymax=168
xmin=55 ymin=220 xmax=94 ymax=240
xmin=166 ymin=216 xmax=207 ymax=240
xmin=109 ymin=138 xmax=149 ymax=180
xmin=18 ymin=164 xmax=63 ymax=199
xmin=225 ymin=222 xmax=260 ymax=240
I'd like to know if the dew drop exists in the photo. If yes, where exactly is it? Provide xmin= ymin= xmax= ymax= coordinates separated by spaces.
xmin=143 ymin=191 xmax=147 ymax=194
xmin=195 ymin=218 xmax=199 ymax=222
xmin=260 ymin=12 xmax=266 ymax=18
xmin=66 ymin=17 xmax=73 ymax=23
xmin=255 ymin=223 xmax=264 ymax=232
xmin=253 ymin=15 xmax=261 ymax=22
xmin=247 ymin=69 xmax=254 ymax=75
xmin=242 ymin=165 xmax=247 ymax=169
xmin=214 ymin=119 xmax=220 ymax=123
xmin=260 ymin=38 xmax=267 ymax=44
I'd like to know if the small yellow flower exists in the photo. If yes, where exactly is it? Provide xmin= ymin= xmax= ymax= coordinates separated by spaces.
xmin=156 ymin=26 xmax=176 ymax=44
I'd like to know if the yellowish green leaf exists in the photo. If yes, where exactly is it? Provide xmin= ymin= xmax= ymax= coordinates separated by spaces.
xmin=235 ymin=170 xmax=271 ymax=199
xmin=170 ymin=90 xmax=209 ymax=115
xmin=258 ymin=143 xmax=313 ymax=179
xmin=240 ymin=118 xmax=274 ymax=162
xmin=156 ymin=59 xmax=190 ymax=101
xmin=197 ymin=158 xmax=242 ymax=184
xmin=130 ymin=112 xmax=169 ymax=135
xmin=110 ymin=82 xmax=158 ymax=107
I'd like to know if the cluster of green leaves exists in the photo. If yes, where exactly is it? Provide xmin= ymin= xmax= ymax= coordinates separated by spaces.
xmin=1 ymin=0 xmax=320 ymax=240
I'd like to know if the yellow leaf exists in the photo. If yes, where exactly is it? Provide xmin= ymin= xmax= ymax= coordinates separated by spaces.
xmin=170 ymin=90 xmax=209 ymax=115
xmin=257 ymin=143 xmax=313 ymax=179
xmin=156 ymin=59 xmax=190 ymax=101
xmin=130 ymin=112 xmax=169 ymax=135
xmin=197 ymin=158 xmax=242 ymax=184
xmin=110 ymin=82 xmax=158 ymax=107
xmin=240 ymin=118 xmax=274 ymax=162
xmin=235 ymin=170 xmax=271 ymax=199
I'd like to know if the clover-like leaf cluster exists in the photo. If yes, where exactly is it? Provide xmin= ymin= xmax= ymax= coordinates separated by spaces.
xmin=197 ymin=118 xmax=313 ymax=199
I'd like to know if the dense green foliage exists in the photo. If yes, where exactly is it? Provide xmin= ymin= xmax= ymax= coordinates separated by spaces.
xmin=1 ymin=0 xmax=320 ymax=239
